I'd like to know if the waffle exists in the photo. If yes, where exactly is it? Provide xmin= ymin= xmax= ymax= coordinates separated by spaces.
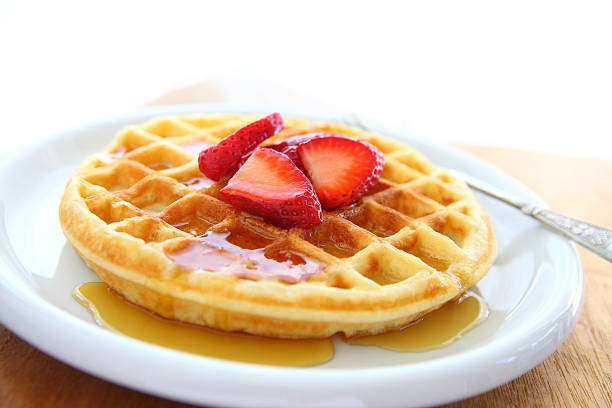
xmin=59 ymin=113 xmax=496 ymax=339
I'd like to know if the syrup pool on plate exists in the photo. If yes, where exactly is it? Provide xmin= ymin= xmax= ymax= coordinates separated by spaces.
xmin=74 ymin=282 xmax=334 ymax=367
xmin=346 ymin=294 xmax=487 ymax=352
xmin=75 ymin=282 xmax=486 ymax=366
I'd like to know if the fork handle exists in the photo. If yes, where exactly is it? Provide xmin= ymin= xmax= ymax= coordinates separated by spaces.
xmin=520 ymin=205 xmax=612 ymax=262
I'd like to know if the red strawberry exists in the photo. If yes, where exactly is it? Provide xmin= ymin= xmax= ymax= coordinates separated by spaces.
xmin=297 ymin=136 xmax=384 ymax=210
xmin=274 ymin=145 xmax=303 ymax=170
xmin=237 ymin=151 xmax=253 ymax=168
xmin=198 ymin=113 xmax=284 ymax=180
xmin=219 ymin=148 xmax=323 ymax=229
xmin=266 ymin=132 xmax=337 ymax=171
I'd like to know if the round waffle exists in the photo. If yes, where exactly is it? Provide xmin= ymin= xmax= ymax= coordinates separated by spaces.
xmin=59 ymin=113 xmax=497 ymax=338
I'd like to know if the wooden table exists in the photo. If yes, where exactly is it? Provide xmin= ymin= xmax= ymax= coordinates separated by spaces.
xmin=1 ymin=146 xmax=610 ymax=407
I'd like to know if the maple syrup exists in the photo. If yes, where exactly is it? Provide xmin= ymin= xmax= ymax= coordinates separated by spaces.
xmin=74 ymin=283 xmax=486 ymax=367
xmin=170 ymin=215 xmax=216 ymax=237
xmin=166 ymin=226 xmax=324 ymax=283
xmin=222 ymin=224 xmax=275 ymax=250
xmin=302 ymin=231 xmax=356 ymax=259
xmin=345 ymin=294 xmax=485 ymax=352
xmin=301 ymin=225 xmax=359 ymax=258
xmin=74 ymin=282 xmax=334 ymax=367
xmin=340 ymin=208 xmax=398 ymax=238
xmin=314 ymin=240 xmax=356 ymax=258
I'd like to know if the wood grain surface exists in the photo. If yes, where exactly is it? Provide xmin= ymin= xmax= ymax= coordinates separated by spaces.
xmin=1 ymin=146 xmax=610 ymax=408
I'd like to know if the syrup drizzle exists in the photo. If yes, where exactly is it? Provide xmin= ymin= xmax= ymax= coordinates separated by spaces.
xmin=170 ymin=215 xmax=216 ymax=237
xmin=303 ymin=234 xmax=356 ymax=259
xmin=166 ymin=227 xmax=324 ymax=283
xmin=74 ymin=282 xmax=334 ymax=367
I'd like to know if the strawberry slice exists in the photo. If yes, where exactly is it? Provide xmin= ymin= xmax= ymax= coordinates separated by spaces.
xmin=297 ymin=136 xmax=384 ymax=210
xmin=266 ymin=132 xmax=338 ymax=171
xmin=219 ymin=148 xmax=323 ymax=229
xmin=198 ymin=113 xmax=284 ymax=180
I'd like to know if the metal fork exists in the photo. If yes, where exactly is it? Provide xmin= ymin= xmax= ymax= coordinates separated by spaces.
xmin=338 ymin=115 xmax=612 ymax=262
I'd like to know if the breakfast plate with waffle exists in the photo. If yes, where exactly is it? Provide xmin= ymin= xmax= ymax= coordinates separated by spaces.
xmin=0 ymin=104 xmax=582 ymax=407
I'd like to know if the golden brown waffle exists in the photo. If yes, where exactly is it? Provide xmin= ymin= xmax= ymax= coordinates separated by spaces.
xmin=59 ymin=113 xmax=496 ymax=338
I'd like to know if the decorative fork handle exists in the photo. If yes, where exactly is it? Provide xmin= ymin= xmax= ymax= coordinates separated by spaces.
xmin=521 ymin=206 xmax=612 ymax=262
xmin=455 ymin=170 xmax=612 ymax=263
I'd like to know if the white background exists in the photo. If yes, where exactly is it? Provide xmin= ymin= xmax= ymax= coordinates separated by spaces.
xmin=0 ymin=0 xmax=610 ymax=158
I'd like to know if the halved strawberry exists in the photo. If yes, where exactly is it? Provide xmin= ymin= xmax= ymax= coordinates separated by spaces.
xmin=198 ymin=113 xmax=284 ymax=180
xmin=297 ymin=136 xmax=384 ymax=210
xmin=219 ymin=148 xmax=323 ymax=229
xmin=266 ymin=132 xmax=338 ymax=171
xmin=236 ymin=151 xmax=254 ymax=168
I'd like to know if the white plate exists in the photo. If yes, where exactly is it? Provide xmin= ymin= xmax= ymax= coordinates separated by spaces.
xmin=0 ymin=104 xmax=583 ymax=408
